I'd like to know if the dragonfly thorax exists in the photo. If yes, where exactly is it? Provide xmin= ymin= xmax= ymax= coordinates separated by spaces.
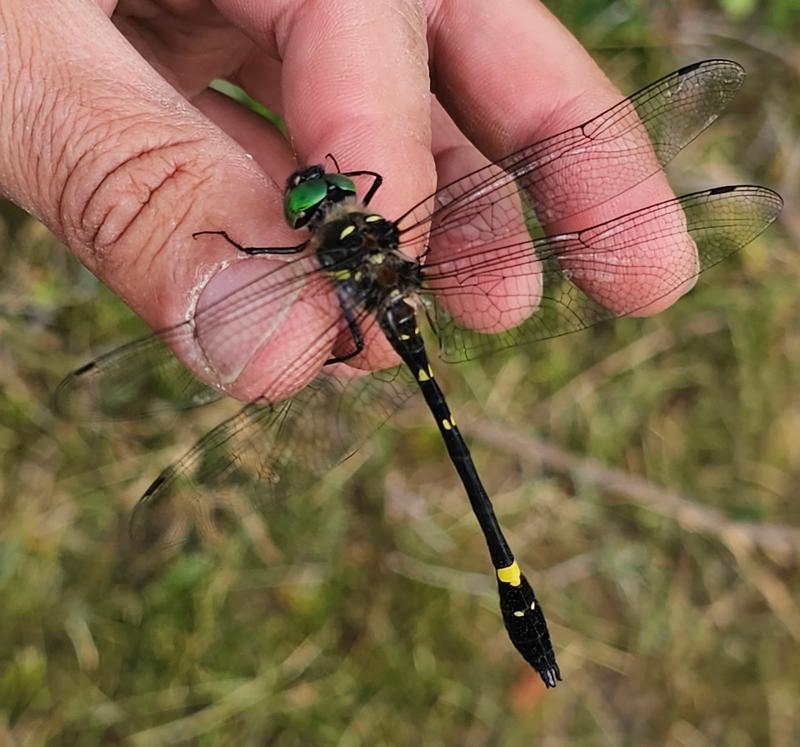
xmin=314 ymin=208 xmax=422 ymax=312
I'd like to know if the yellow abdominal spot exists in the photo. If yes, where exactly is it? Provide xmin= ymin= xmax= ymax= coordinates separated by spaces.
xmin=497 ymin=561 xmax=521 ymax=587
xmin=365 ymin=215 xmax=382 ymax=222
xmin=339 ymin=225 xmax=356 ymax=240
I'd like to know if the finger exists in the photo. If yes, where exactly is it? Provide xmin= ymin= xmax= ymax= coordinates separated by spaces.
xmin=214 ymin=0 xmax=436 ymax=369
xmin=214 ymin=0 xmax=435 ymax=220
xmin=190 ymin=88 xmax=296 ymax=180
xmin=0 ymin=0 xmax=330 ymax=403
xmin=428 ymin=0 xmax=697 ymax=317
xmin=425 ymin=99 xmax=541 ymax=333
xmin=232 ymin=55 xmax=286 ymax=119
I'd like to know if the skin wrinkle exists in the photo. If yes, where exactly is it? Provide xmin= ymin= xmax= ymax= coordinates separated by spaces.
xmin=271 ymin=0 xmax=321 ymax=56
xmin=1 ymin=23 xmax=41 ymax=207
xmin=101 ymin=160 xmax=183 ymax=260
xmin=91 ymin=152 xmax=208 ymax=270
xmin=66 ymin=134 xmax=203 ymax=262
xmin=57 ymin=111 xmax=161 ymax=231
xmin=38 ymin=88 xmax=91 ymax=225
xmin=57 ymin=129 xmax=105 ymax=246
xmin=22 ymin=91 xmax=49 ymax=203
xmin=73 ymin=137 xmax=135 ymax=248
xmin=55 ymin=94 xmax=159 ymax=242
xmin=141 ymin=170 xmax=210 ymax=282
xmin=46 ymin=94 xmax=80 ymax=209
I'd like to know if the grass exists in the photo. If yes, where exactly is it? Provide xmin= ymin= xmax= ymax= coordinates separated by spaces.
xmin=2 ymin=2 xmax=800 ymax=745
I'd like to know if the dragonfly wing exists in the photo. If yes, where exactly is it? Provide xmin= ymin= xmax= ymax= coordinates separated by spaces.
xmin=55 ymin=255 xmax=327 ymax=419
xmin=130 ymin=364 xmax=417 ymax=550
xmin=54 ymin=331 xmax=223 ymax=419
xmin=397 ymin=59 xmax=745 ymax=243
xmin=420 ymin=187 xmax=782 ymax=362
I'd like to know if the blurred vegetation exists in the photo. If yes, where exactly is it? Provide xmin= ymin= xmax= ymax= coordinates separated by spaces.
xmin=2 ymin=1 xmax=800 ymax=745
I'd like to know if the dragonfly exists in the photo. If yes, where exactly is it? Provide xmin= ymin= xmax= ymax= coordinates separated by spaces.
xmin=56 ymin=59 xmax=782 ymax=688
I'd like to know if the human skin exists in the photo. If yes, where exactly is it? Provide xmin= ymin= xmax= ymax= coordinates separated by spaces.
xmin=0 ymin=0 xmax=685 ymax=402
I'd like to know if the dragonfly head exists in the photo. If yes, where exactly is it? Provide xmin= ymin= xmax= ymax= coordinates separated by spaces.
xmin=284 ymin=166 xmax=357 ymax=230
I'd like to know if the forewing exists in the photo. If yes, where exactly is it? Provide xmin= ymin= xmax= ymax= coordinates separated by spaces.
xmin=397 ymin=59 xmax=745 ymax=245
xmin=420 ymin=187 xmax=782 ymax=362
xmin=55 ymin=254 xmax=323 ymax=419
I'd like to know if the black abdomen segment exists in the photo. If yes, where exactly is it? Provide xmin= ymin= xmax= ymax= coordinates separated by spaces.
xmin=382 ymin=299 xmax=561 ymax=687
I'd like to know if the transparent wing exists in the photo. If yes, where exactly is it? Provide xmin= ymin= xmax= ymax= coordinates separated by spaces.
xmin=130 ymin=364 xmax=417 ymax=550
xmin=419 ymin=186 xmax=782 ymax=362
xmin=57 ymin=61 xmax=743 ymax=420
xmin=54 ymin=334 xmax=223 ymax=418
xmin=397 ymin=59 xmax=745 ymax=245
xmin=55 ymin=255 xmax=328 ymax=419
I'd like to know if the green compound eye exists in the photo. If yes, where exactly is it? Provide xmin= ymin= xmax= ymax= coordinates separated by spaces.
xmin=326 ymin=173 xmax=356 ymax=194
xmin=284 ymin=174 xmax=358 ymax=229
xmin=285 ymin=180 xmax=328 ymax=228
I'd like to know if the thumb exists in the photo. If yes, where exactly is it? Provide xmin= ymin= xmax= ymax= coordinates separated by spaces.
xmin=0 ymin=0 xmax=333 ymax=401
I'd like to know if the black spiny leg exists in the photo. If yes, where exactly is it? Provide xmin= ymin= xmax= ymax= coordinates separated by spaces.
xmin=322 ymin=152 xmax=382 ymax=205
xmin=325 ymin=302 xmax=365 ymax=365
xmin=342 ymin=170 xmax=383 ymax=205
xmin=192 ymin=230 xmax=308 ymax=256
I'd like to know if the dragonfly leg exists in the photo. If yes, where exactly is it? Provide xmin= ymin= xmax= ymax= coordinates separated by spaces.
xmin=325 ymin=302 xmax=365 ymax=364
xmin=342 ymin=170 xmax=383 ymax=206
xmin=192 ymin=230 xmax=309 ymax=255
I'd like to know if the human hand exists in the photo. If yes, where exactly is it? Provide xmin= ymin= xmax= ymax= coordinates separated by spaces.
xmin=0 ymin=0 xmax=680 ymax=401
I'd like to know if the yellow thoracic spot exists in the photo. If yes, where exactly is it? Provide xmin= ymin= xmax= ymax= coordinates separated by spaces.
xmin=497 ymin=561 xmax=522 ymax=587
xmin=329 ymin=269 xmax=352 ymax=280
xmin=513 ymin=610 xmax=525 ymax=618
xmin=399 ymin=333 xmax=411 ymax=340
xmin=417 ymin=368 xmax=430 ymax=382
xmin=339 ymin=224 xmax=356 ymax=240
xmin=442 ymin=418 xmax=452 ymax=430
xmin=365 ymin=214 xmax=382 ymax=223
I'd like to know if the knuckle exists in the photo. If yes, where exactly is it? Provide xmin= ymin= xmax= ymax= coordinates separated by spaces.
xmin=58 ymin=118 xmax=210 ymax=279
